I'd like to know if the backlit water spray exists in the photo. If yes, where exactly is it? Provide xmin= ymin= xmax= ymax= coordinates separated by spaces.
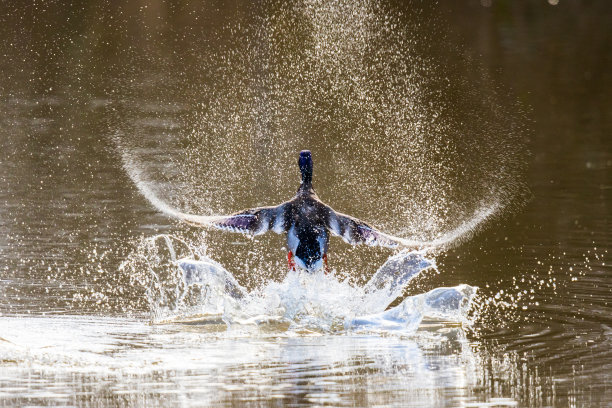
xmin=119 ymin=150 xmax=479 ymax=332
xmin=112 ymin=0 xmax=527 ymax=332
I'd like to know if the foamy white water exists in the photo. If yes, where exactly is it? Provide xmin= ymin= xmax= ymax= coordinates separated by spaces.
xmin=134 ymin=234 xmax=477 ymax=335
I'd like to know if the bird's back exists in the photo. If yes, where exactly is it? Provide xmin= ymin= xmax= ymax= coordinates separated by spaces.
xmin=286 ymin=193 xmax=330 ymax=271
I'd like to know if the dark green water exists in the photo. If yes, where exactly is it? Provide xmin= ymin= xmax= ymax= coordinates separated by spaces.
xmin=1 ymin=1 xmax=610 ymax=406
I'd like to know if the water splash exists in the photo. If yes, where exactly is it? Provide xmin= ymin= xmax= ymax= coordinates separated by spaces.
xmin=122 ymin=234 xmax=477 ymax=335
xmin=118 ymin=150 xmax=225 ymax=228
xmin=110 ymin=0 xmax=524 ymax=333
xmin=120 ymin=145 xmax=501 ymax=252
xmin=111 ymin=0 xmax=527 ymax=257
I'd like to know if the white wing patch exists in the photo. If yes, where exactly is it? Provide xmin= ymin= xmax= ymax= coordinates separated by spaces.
xmin=327 ymin=209 xmax=402 ymax=249
xmin=180 ymin=204 xmax=287 ymax=237
xmin=287 ymin=225 xmax=299 ymax=253
xmin=272 ymin=205 xmax=286 ymax=234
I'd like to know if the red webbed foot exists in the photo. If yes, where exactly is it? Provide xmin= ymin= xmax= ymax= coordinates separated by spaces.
xmin=288 ymin=251 xmax=296 ymax=271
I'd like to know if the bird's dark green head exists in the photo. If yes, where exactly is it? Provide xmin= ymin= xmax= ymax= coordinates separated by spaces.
xmin=298 ymin=150 xmax=313 ymax=186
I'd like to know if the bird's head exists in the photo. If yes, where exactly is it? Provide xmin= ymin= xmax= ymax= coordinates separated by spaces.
xmin=298 ymin=150 xmax=313 ymax=185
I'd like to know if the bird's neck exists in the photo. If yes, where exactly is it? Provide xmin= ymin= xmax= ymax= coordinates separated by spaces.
xmin=298 ymin=176 xmax=315 ymax=196
xmin=298 ymin=158 xmax=314 ymax=195
xmin=300 ymin=167 xmax=313 ymax=189
xmin=298 ymin=181 xmax=314 ymax=194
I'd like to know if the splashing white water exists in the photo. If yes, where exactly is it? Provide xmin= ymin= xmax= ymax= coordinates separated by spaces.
xmin=119 ymin=150 xmax=229 ymax=228
xmin=126 ymin=234 xmax=477 ymax=334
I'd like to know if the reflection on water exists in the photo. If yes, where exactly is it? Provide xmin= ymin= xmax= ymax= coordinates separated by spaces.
xmin=0 ymin=0 xmax=611 ymax=406
xmin=0 ymin=315 xmax=504 ymax=407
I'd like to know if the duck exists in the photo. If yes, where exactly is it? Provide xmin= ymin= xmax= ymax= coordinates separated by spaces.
xmin=172 ymin=150 xmax=416 ymax=273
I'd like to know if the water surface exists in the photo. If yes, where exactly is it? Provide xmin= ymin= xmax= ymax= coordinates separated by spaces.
xmin=1 ymin=0 xmax=611 ymax=406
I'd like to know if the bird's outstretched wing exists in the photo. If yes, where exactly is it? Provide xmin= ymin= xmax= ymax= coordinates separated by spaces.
xmin=177 ymin=204 xmax=287 ymax=236
xmin=327 ymin=210 xmax=420 ymax=249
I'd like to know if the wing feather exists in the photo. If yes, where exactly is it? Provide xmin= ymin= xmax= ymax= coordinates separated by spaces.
xmin=327 ymin=210 xmax=414 ymax=249
xmin=178 ymin=204 xmax=287 ymax=236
